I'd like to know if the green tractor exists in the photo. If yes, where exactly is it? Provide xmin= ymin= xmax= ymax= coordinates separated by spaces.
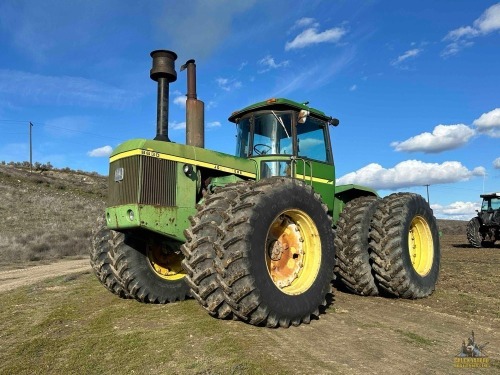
xmin=90 ymin=50 xmax=441 ymax=327
xmin=467 ymin=192 xmax=500 ymax=248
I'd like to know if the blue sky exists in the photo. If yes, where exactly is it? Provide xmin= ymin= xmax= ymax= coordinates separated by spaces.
xmin=0 ymin=0 xmax=499 ymax=220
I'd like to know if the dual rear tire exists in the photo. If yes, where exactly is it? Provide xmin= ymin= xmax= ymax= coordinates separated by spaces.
xmin=335 ymin=193 xmax=440 ymax=299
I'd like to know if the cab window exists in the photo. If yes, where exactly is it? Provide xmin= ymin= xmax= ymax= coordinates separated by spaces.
xmin=297 ymin=117 xmax=329 ymax=162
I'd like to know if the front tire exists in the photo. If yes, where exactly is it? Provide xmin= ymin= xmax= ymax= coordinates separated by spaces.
xmin=216 ymin=178 xmax=335 ymax=327
xmin=90 ymin=216 xmax=129 ymax=299
xmin=466 ymin=217 xmax=482 ymax=248
xmin=370 ymin=193 xmax=440 ymax=299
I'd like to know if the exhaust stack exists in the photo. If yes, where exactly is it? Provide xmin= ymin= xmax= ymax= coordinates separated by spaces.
xmin=150 ymin=50 xmax=177 ymax=142
xmin=181 ymin=59 xmax=205 ymax=148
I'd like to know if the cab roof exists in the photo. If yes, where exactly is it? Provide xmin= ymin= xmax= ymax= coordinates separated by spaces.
xmin=228 ymin=98 xmax=332 ymax=123
xmin=481 ymin=192 xmax=500 ymax=199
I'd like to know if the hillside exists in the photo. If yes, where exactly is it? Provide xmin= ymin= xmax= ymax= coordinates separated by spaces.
xmin=0 ymin=164 xmax=106 ymax=268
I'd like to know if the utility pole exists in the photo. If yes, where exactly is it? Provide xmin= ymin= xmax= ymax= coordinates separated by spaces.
xmin=29 ymin=122 xmax=33 ymax=173
xmin=424 ymin=184 xmax=430 ymax=205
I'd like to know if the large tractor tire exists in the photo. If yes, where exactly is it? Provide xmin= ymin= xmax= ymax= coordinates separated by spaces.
xmin=466 ymin=217 xmax=482 ymax=248
xmin=370 ymin=193 xmax=440 ymax=299
xmin=181 ymin=184 xmax=244 ymax=319
xmin=90 ymin=216 xmax=129 ymax=299
xmin=114 ymin=235 xmax=190 ymax=303
xmin=215 ymin=178 xmax=335 ymax=327
xmin=335 ymin=196 xmax=379 ymax=296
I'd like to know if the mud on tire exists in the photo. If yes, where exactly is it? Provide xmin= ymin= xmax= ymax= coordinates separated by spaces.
xmin=114 ymin=235 xmax=190 ymax=303
xmin=215 ymin=177 xmax=335 ymax=327
xmin=335 ymin=196 xmax=379 ymax=296
xmin=370 ymin=193 xmax=440 ymax=299
xmin=90 ymin=215 xmax=129 ymax=299
xmin=181 ymin=184 xmax=245 ymax=319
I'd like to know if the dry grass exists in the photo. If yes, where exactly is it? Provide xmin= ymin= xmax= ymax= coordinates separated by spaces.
xmin=0 ymin=165 xmax=106 ymax=267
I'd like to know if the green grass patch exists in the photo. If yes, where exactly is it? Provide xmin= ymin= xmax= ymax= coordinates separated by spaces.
xmin=395 ymin=329 xmax=435 ymax=347
xmin=0 ymin=274 xmax=292 ymax=375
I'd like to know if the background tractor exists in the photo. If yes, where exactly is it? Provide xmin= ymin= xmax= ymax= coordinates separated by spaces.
xmin=467 ymin=192 xmax=500 ymax=248
xmin=90 ymin=50 xmax=441 ymax=327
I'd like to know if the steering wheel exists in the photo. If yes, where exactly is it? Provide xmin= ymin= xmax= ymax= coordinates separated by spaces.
xmin=253 ymin=143 xmax=272 ymax=155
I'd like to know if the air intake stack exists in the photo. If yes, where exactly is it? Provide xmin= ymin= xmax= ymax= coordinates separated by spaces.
xmin=150 ymin=50 xmax=178 ymax=142
xmin=181 ymin=59 xmax=205 ymax=148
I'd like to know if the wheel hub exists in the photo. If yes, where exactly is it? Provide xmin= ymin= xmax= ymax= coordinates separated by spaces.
xmin=408 ymin=216 xmax=434 ymax=276
xmin=147 ymin=243 xmax=185 ymax=281
xmin=267 ymin=216 xmax=306 ymax=289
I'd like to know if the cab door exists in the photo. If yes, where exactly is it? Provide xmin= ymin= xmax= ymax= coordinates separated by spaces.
xmin=293 ymin=117 xmax=335 ymax=213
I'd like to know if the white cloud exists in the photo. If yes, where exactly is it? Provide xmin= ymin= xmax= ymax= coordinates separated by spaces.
xmin=473 ymin=108 xmax=500 ymax=137
xmin=207 ymin=121 xmax=221 ymax=129
xmin=349 ymin=84 xmax=357 ymax=91
xmin=474 ymin=3 xmax=500 ymax=33
xmin=337 ymin=160 xmax=485 ymax=190
xmin=432 ymin=201 xmax=480 ymax=221
xmin=170 ymin=121 xmax=186 ymax=130
xmin=441 ymin=40 xmax=475 ymax=57
xmin=293 ymin=17 xmax=317 ymax=29
xmin=442 ymin=3 xmax=500 ymax=56
xmin=206 ymin=100 xmax=217 ymax=110
xmin=444 ymin=26 xmax=479 ymax=41
xmin=493 ymin=157 xmax=500 ymax=169
xmin=391 ymin=48 xmax=422 ymax=66
xmin=88 ymin=145 xmax=112 ymax=157
xmin=258 ymin=55 xmax=289 ymax=73
xmin=216 ymin=77 xmax=242 ymax=92
xmin=285 ymin=24 xmax=346 ymax=50
xmin=391 ymin=124 xmax=475 ymax=153
xmin=173 ymin=95 xmax=186 ymax=108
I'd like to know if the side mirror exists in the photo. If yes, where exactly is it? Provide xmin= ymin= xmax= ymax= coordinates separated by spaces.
xmin=328 ymin=117 xmax=340 ymax=126
xmin=298 ymin=110 xmax=309 ymax=124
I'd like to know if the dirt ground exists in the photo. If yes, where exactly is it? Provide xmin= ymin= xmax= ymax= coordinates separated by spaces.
xmin=0 ymin=258 xmax=90 ymax=293
xmin=1 ymin=233 xmax=498 ymax=374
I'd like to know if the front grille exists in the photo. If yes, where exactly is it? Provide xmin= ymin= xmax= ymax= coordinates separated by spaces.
xmin=108 ymin=155 xmax=177 ymax=207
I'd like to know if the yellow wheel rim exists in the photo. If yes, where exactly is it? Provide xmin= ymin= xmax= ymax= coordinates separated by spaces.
xmin=408 ymin=216 xmax=434 ymax=276
xmin=147 ymin=243 xmax=185 ymax=281
xmin=265 ymin=210 xmax=321 ymax=295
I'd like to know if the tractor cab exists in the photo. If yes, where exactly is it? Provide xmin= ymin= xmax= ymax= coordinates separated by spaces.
xmin=229 ymin=98 xmax=338 ymax=183
xmin=480 ymin=193 xmax=500 ymax=212
xmin=229 ymin=98 xmax=339 ymax=211
xmin=479 ymin=192 xmax=500 ymax=226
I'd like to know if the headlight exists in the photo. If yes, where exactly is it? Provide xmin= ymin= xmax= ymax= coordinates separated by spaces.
xmin=183 ymin=164 xmax=193 ymax=176
xmin=127 ymin=209 xmax=134 ymax=221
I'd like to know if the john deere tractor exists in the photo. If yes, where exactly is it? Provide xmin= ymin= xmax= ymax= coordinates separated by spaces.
xmin=90 ymin=50 xmax=441 ymax=327
xmin=467 ymin=192 xmax=500 ymax=248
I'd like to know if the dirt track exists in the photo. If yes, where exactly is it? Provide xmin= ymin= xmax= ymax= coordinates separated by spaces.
xmin=0 ymin=259 xmax=90 ymax=293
